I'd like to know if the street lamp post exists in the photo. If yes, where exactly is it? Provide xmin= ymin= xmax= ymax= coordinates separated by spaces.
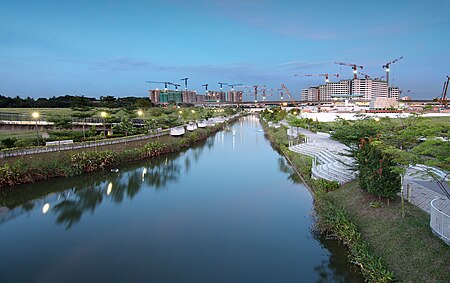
xmin=32 ymin=111 xmax=40 ymax=146
xmin=100 ymin=111 xmax=107 ymax=138
xmin=137 ymin=110 xmax=146 ymax=133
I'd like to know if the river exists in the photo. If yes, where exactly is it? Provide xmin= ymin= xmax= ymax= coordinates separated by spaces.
xmin=0 ymin=115 xmax=363 ymax=282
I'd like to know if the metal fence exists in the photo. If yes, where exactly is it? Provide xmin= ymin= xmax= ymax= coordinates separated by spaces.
xmin=430 ymin=198 xmax=450 ymax=245
xmin=0 ymin=130 xmax=170 ymax=159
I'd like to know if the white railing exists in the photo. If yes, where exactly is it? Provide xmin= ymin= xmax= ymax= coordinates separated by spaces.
xmin=0 ymin=130 xmax=169 ymax=158
xmin=430 ymin=198 xmax=450 ymax=245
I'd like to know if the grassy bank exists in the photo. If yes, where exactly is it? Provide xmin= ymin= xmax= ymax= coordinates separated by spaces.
xmin=0 ymin=119 xmax=236 ymax=189
xmin=329 ymin=182 xmax=450 ymax=283
xmin=262 ymin=120 xmax=450 ymax=282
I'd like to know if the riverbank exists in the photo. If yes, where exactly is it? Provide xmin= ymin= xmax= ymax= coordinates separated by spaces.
xmin=261 ymin=121 xmax=393 ymax=282
xmin=262 ymin=120 xmax=450 ymax=283
xmin=0 ymin=116 xmax=241 ymax=189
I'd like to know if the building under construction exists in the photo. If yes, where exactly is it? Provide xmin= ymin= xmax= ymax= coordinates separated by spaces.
xmin=301 ymin=78 xmax=401 ymax=102
xmin=149 ymin=89 xmax=243 ymax=104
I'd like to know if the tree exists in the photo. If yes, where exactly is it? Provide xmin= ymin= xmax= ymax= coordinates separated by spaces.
xmin=71 ymin=108 xmax=94 ymax=138
xmin=112 ymin=117 xmax=135 ymax=145
xmin=355 ymin=138 xmax=401 ymax=200
xmin=47 ymin=115 xmax=72 ymax=151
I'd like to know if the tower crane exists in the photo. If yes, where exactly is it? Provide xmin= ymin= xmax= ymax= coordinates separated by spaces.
xmin=358 ymin=72 xmax=372 ymax=79
xmin=373 ymin=75 xmax=385 ymax=81
xmin=180 ymin=78 xmax=189 ymax=90
xmin=170 ymin=83 xmax=181 ymax=90
xmin=202 ymin=84 xmax=208 ymax=94
xmin=146 ymin=81 xmax=172 ymax=91
xmin=440 ymin=76 xmax=449 ymax=109
xmin=334 ymin=62 xmax=363 ymax=79
xmin=295 ymin=73 xmax=339 ymax=83
xmin=382 ymin=57 xmax=403 ymax=86
xmin=228 ymin=83 xmax=243 ymax=90
xmin=218 ymin=82 xmax=228 ymax=102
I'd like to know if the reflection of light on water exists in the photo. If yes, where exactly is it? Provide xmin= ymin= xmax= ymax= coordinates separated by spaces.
xmin=107 ymin=182 xmax=113 ymax=195
xmin=42 ymin=203 xmax=50 ymax=214
xmin=221 ymin=132 xmax=224 ymax=148
xmin=142 ymin=168 xmax=147 ymax=181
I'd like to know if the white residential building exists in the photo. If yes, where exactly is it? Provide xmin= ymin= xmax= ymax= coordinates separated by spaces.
xmin=352 ymin=79 xmax=373 ymax=100
xmin=372 ymin=80 xmax=389 ymax=98
xmin=318 ymin=84 xmax=329 ymax=101
xmin=389 ymin=87 xmax=400 ymax=100
xmin=308 ymin=87 xmax=319 ymax=101
xmin=328 ymin=80 xmax=352 ymax=99
xmin=301 ymin=89 xmax=308 ymax=101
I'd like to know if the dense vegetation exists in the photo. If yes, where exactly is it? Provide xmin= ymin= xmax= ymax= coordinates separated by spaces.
xmin=261 ymin=112 xmax=450 ymax=282
xmin=0 ymin=94 xmax=153 ymax=109
xmin=331 ymin=114 xmax=449 ymax=199
xmin=0 ymin=121 xmax=232 ymax=188
xmin=261 ymin=121 xmax=394 ymax=282
xmin=0 ymin=107 xmax=239 ymax=150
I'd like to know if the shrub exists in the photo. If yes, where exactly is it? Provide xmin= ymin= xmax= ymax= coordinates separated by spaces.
xmin=71 ymin=150 xmax=116 ymax=172
xmin=356 ymin=139 xmax=401 ymax=198
xmin=14 ymin=138 xmax=38 ymax=148
xmin=0 ymin=162 xmax=22 ymax=186
xmin=1 ymin=137 xmax=17 ymax=148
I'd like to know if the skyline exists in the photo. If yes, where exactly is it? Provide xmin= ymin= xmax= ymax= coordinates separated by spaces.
xmin=1 ymin=0 xmax=449 ymax=100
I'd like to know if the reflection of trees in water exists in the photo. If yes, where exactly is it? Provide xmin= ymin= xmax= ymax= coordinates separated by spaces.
xmin=2 ymin=138 xmax=209 ymax=230
xmin=52 ymin=183 xmax=104 ymax=229
xmin=52 ymin=159 xmax=182 ymax=229
xmin=313 ymin=233 xmax=364 ymax=283
xmin=184 ymin=156 xmax=191 ymax=174
xmin=206 ymin=137 xmax=214 ymax=149
xmin=277 ymin=157 xmax=301 ymax=184
xmin=144 ymin=158 xmax=181 ymax=190
xmin=191 ymin=145 xmax=204 ymax=163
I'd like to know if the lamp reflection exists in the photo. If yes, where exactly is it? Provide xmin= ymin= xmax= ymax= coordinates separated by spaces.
xmin=42 ymin=203 xmax=50 ymax=214
xmin=107 ymin=182 xmax=113 ymax=195
xmin=142 ymin=168 xmax=147 ymax=182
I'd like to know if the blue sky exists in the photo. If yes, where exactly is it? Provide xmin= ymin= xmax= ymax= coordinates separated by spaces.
xmin=1 ymin=0 xmax=449 ymax=100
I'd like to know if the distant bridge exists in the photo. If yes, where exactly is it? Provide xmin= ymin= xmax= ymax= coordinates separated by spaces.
xmin=194 ymin=99 xmax=438 ymax=107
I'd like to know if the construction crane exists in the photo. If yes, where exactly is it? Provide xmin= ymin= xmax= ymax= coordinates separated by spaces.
xmin=281 ymin=84 xmax=296 ymax=105
xmin=202 ymin=84 xmax=208 ymax=93
xmin=180 ymin=78 xmax=189 ymax=90
xmin=440 ymin=76 xmax=449 ymax=109
xmin=334 ymin=62 xmax=363 ymax=79
xmin=146 ymin=81 xmax=172 ymax=90
xmin=218 ymin=82 xmax=228 ymax=89
xmin=228 ymin=83 xmax=243 ymax=90
xmin=382 ymin=57 xmax=403 ymax=86
xmin=373 ymin=75 xmax=385 ymax=81
xmin=218 ymin=82 xmax=228 ymax=101
xmin=295 ymin=73 xmax=339 ymax=83
xmin=358 ymin=72 xmax=372 ymax=79
xmin=170 ymin=83 xmax=181 ymax=90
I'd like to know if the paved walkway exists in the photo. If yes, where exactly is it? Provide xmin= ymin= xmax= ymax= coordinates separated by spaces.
xmin=404 ymin=174 xmax=450 ymax=215
xmin=285 ymin=124 xmax=450 ymax=215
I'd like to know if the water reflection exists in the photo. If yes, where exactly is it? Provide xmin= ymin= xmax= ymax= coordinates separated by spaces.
xmin=313 ymin=233 xmax=364 ymax=283
xmin=0 ymin=116 xmax=364 ymax=282
xmin=0 ymin=145 xmax=203 ymax=229
xmin=277 ymin=156 xmax=302 ymax=184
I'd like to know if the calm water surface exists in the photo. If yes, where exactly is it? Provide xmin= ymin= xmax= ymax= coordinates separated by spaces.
xmin=0 ymin=116 xmax=363 ymax=282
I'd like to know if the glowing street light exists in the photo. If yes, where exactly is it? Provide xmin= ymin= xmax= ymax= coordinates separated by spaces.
xmin=137 ymin=110 xmax=143 ymax=116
